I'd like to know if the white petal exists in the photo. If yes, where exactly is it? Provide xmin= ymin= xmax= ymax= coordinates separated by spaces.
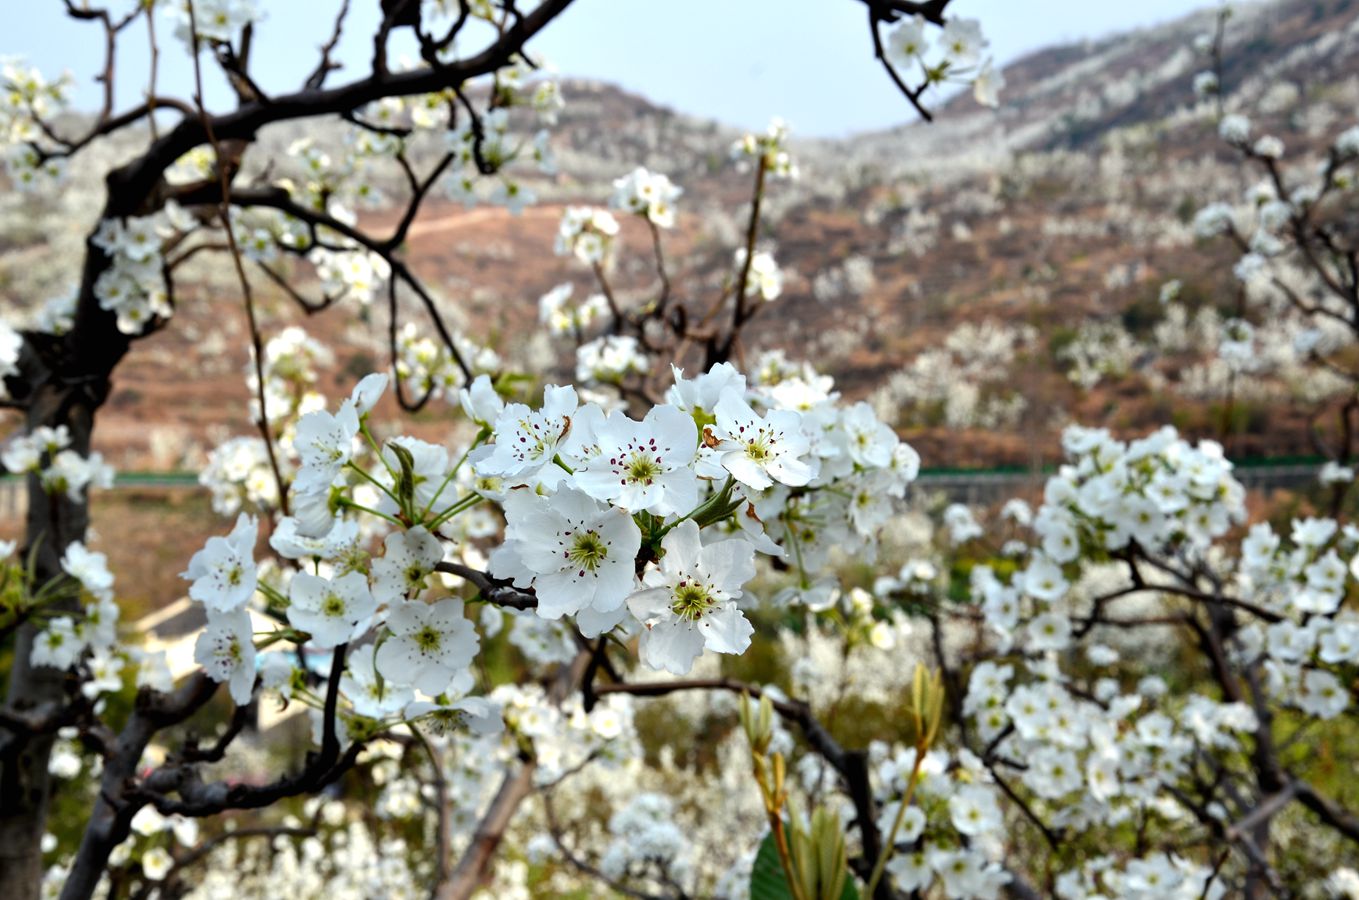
xmin=696 ymin=602 xmax=754 ymax=655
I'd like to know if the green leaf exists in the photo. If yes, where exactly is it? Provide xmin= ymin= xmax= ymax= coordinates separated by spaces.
xmin=750 ymin=831 xmax=795 ymax=900
xmin=748 ymin=829 xmax=860 ymax=900
xmin=388 ymin=441 xmax=417 ymax=515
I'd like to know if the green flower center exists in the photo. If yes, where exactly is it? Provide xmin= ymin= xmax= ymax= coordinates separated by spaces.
xmin=321 ymin=593 xmax=346 ymax=618
xmin=626 ymin=454 xmax=661 ymax=484
xmin=415 ymin=625 xmax=442 ymax=654
xmin=745 ymin=439 xmax=770 ymax=462
xmin=567 ymin=531 xmax=608 ymax=574
xmin=417 ymin=708 xmax=464 ymax=736
xmin=671 ymin=581 xmax=714 ymax=621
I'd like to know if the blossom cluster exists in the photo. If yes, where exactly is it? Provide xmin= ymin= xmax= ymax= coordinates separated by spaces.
xmin=884 ymin=15 xmax=1004 ymax=108
xmin=730 ymin=117 xmax=798 ymax=178
xmin=1 ymin=424 xmax=114 ymax=503
xmin=610 ymin=166 xmax=682 ymax=229
xmin=871 ymin=319 xmax=1035 ymax=431
xmin=392 ymin=320 xmax=500 ymax=405
xmin=734 ymin=246 xmax=784 ymax=303
xmin=1232 ymin=515 xmax=1359 ymax=720
xmin=574 ymin=333 xmax=647 ymax=384
xmin=541 ymin=146 xmax=804 ymax=394
xmin=960 ymin=426 xmax=1246 ymax=655
xmin=554 ymin=206 xmax=620 ymax=266
xmin=597 ymin=793 xmax=693 ymax=887
xmin=21 ymin=535 xmax=124 ymax=698
xmin=865 ymin=744 xmax=1013 ymax=897
xmin=860 ymin=423 xmax=1359 ymax=894
xmin=92 ymin=205 xmax=196 ymax=335
xmin=440 ymin=67 xmax=563 ymax=211
xmin=1187 ymin=105 xmax=1359 ymax=388
xmin=538 ymin=282 xmax=607 ymax=338
xmin=171 ymin=0 xmax=261 ymax=47
xmin=174 ymin=351 xmax=920 ymax=746
xmin=0 ymin=60 xmax=69 ymax=190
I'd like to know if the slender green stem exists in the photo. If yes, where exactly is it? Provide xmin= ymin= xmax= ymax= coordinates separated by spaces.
xmin=360 ymin=422 xmax=397 ymax=479
xmin=256 ymin=580 xmax=289 ymax=609
xmin=770 ymin=814 xmax=808 ymax=900
xmin=337 ymin=497 xmax=403 ymax=527
xmin=287 ymin=684 xmax=328 ymax=711
xmin=419 ymin=437 xmax=481 ymax=521
xmin=418 ymin=466 xmax=461 ymax=523
xmin=664 ymin=476 xmax=736 ymax=536
xmin=863 ymin=749 xmax=926 ymax=897
xmin=428 ymin=493 xmax=484 ymax=530
xmin=783 ymin=520 xmax=808 ymax=586
xmin=345 ymin=460 xmax=400 ymax=505
xmin=253 ymin=629 xmax=303 ymax=651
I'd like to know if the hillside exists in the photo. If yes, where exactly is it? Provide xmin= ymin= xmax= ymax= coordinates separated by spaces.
xmin=3 ymin=0 xmax=1359 ymax=472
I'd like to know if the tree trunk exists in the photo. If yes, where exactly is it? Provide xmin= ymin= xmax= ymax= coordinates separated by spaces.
xmin=0 ymin=379 xmax=99 ymax=899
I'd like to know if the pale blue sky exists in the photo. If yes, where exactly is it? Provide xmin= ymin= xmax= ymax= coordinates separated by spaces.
xmin=8 ymin=0 xmax=1212 ymax=137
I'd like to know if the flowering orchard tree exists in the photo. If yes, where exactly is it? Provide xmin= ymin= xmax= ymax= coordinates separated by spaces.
xmin=6 ymin=1 xmax=1359 ymax=899
xmin=0 ymin=1 xmax=1015 ymax=898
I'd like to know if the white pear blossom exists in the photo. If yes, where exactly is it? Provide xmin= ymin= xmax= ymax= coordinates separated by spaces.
xmin=194 ymin=609 xmax=258 ymax=705
xmin=371 ymin=527 xmax=443 ymax=605
xmin=459 ymin=373 xmax=504 ymax=427
xmin=181 ymin=513 xmax=258 ymax=612
xmin=574 ymin=405 xmax=699 ymax=515
xmin=0 ymin=320 xmax=20 ymax=397
xmin=80 ymin=649 xmax=125 ymax=700
xmin=840 ymin=401 xmax=898 ymax=468
xmin=375 ymin=598 xmax=478 ymax=695
xmin=887 ymin=15 xmax=929 ymax=62
xmin=940 ymin=17 xmax=987 ymax=64
xmin=293 ymin=401 xmax=360 ymax=494
xmin=31 ymin=617 xmax=83 ymax=670
xmin=734 ymin=247 xmax=783 ymax=302
xmin=948 ymin=784 xmax=1004 ymax=836
xmin=287 ymin=571 xmax=376 ymax=649
xmin=140 ymin=847 xmax=172 ymax=881
xmin=973 ymin=59 xmax=1005 ymax=107
xmin=61 ymin=542 xmax=114 ymax=602
xmin=491 ymin=487 xmax=641 ymax=620
xmin=349 ymin=372 xmax=389 ymax=416
xmin=666 ymin=362 xmax=747 ymax=418
xmin=476 ymin=384 xmax=578 ymax=486
xmin=341 ymin=643 xmax=414 ymax=718
xmin=705 ymin=393 xmax=812 ymax=490
xmin=610 ymin=166 xmax=682 ymax=228
xmin=405 ymin=695 xmax=503 ymax=736
xmin=627 ymin=521 xmax=757 ymax=675
xmin=269 ymin=515 xmax=361 ymax=562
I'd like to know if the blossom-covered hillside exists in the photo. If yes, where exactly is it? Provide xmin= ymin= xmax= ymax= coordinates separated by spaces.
xmin=3 ymin=0 xmax=1359 ymax=470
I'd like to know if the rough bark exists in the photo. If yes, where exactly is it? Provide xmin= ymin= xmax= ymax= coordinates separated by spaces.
xmin=0 ymin=375 xmax=102 ymax=898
